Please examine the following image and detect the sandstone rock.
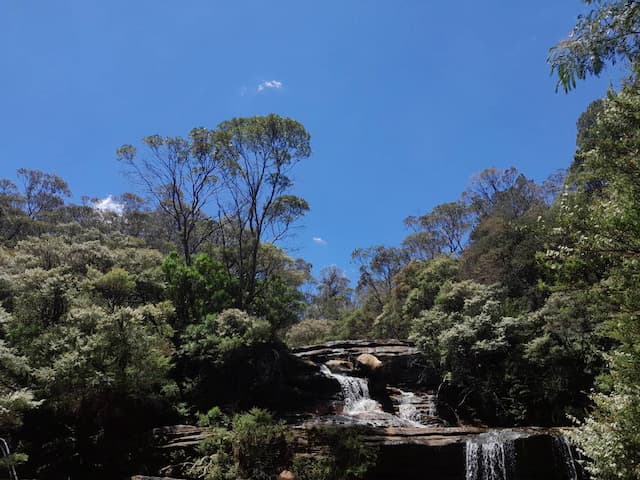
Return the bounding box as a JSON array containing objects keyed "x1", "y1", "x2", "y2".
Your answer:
[
  {"x1": 325, "y1": 359, "x2": 353, "y2": 373},
  {"x1": 293, "y1": 339, "x2": 436, "y2": 388},
  {"x1": 356, "y1": 353, "x2": 383, "y2": 371},
  {"x1": 277, "y1": 470, "x2": 298, "y2": 480},
  {"x1": 293, "y1": 339, "x2": 419, "y2": 362}
]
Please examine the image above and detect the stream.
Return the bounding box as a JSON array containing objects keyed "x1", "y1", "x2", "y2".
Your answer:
[{"x1": 319, "y1": 362, "x2": 580, "y2": 480}]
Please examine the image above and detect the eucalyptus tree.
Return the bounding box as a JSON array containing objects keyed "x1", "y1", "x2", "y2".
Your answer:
[
  {"x1": 309, "y1": 266, "x2": 354, "y2": 321},
  {"x1": 15, "y1": 169, "x2": 71, "y2": 220},
  {"x1": 117, "y1": 128, "x2": 223, "y2": 265},
  {"x1": 549, "y1": 0, "x2": 640, "y2": 91},
  {"x1": 213, "y1": 114, "x2": 311, "y2": 310},
  {"x1": 352, "y1": 245, "x2": 409, "y2": 313},
  {"x1": 404, "y1": 201, "x2": 472, "y2": 257}
]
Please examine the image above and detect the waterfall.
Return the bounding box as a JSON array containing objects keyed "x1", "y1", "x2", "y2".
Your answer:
[
  {"x1": 397, "y1": 389, "x2": 437, "y2": 422},
  {"x1": 0, "y1": 437, "x2": 19, "y2": 480},
  {"x1": 465, "y1": 432, "x2": 518, "y2": 480},
  {"x1": 398, "y1": 390, "x2": 421, "y2": 423},
  {"x1": 552, "y1": 435, "x2": 578, "y2": 480},
  {"x1": 320, "y1": 365, "x2": 382, "y2": 414}
]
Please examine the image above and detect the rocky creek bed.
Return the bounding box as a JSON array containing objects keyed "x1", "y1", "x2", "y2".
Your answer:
[{"x1": 130, "y1": 340, "x2": 584, "y2": 480}]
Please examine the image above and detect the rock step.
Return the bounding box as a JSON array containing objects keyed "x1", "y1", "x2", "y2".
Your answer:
[
  {"x1": 151, "y1": 425, "x2": 212, "y2": 449},
  {"x1": 292, "y1": 339, "x2": 419, "y2": 363},
  {"x1": 386, "y1": 386, "x2": 445, "y2": 426}
]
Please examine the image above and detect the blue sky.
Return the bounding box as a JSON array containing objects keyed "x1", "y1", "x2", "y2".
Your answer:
[{"x1": 0, "y1": 1, "x2": 620, "y2": 282}]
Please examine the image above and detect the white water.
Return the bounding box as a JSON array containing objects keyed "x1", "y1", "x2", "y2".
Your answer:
[
  {"x1": 397, "y1": 389, "x2": 437, "y2": 422},
  {"x1": 398, "y1": 390, "x2": 421, "y2": 422},
  {"x1": 465, "y1": 431, "x2": 580, "y2": 480},
  {"x1": 320, "y1": 365, "x2": 431, "y2": 427},
  {"x1": 0, "y1": 437, "x2": 19, "y2": 480},
  {"x1": 320, "y1": 365, "x2": 382, "y2": 414},
  {"x1": 465, "y1": 441, "x2": 514, "y2": 480},
  {"x1": 465, "y1": 431, "x2": 523, "y2": 480}
]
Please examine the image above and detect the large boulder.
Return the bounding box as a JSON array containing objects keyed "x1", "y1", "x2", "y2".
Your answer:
[
  {"x1": 292, "y1": 339, "x2": 436, "y2": 387},
  {"x1": 356, "y1": 353, "x2": 383, "y2": 372},
  {"x1": 277, "y1": 471, "x2": 298, "y2": 480}
]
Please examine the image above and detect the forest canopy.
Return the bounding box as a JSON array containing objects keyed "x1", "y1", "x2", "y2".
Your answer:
[{"x1": 2, "y1": 1, "x2": 640, "y2": 478}]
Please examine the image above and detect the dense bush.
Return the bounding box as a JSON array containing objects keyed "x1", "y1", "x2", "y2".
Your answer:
[
  {"x1": 292, "y1": 426, "x2": 378, "y2": 480},
  {"x1": 180, "y1": 308, "x2": 272, "y2": 364},
  {"x1": 189, "y1": 408, "x2": 290, "y2": 480},
  {"x1": 285, "y1": 319, "x2": 335, "y2": 347}
]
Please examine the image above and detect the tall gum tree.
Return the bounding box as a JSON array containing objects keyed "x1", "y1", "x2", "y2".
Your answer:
[
  {"x1": 213, "y1": 114, "x2": 311, "y2": 310},
  {"x1": 117, "y1": 128, "x2": 222, "y2": 265}
]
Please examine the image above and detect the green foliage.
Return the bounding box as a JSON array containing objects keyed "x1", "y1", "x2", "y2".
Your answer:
[
  {"x1": 15, "y1": 168, "x2": 71, "y2": 220},
  {"x1": 291, "y1": 456, "x2": 334, "y2": 480},
  {"x1": 571, "y1": 378, "x2": 640, "y2": 480},
  {"x1": 180, "y1": 308, "x2": 272, "y2": 364},
  {"x1": 409, "y1": 277, "x2": 602, "y2": 425},
  {"x1": 352, "y1": 245, "x2": 409, "y2": 314},
  {"x1": 92, "y1": 267, "x2": 136, "y2": 308},
  {"x1": 163, "y1": 252, "x2": 236, "y2": 331},
  {"x1": 117, "y1": 128, "x2": 222, "y2": 264},
  {"x1": 365, "y1": 257, "x2": 460, "y2": 340},
  {"x1": 307, "y1": 266, "x2": 353, "y2": 321},
  {"x1": 213, "y1": 115, "x2": 311, "y2": 310},
  {"x1": 546, "y1": 78, "x2": 640, "y2": 477},
  {"x1": 285, "y1": 319, "x2": 335, "y2": 347},
  {"x1": 251, "y1": 274, "x2": 307, "y2": 334},
  {"x1": 233, "y1": 408, "x2": 290, "y2": 480},
  {"x1": 0, "y1": 233, "x2": 176, "y2": 477},
  {"x1": 0, "y1": 339, "x2": 38, "y2": 430},
  {"x1": 190, "y1": 425, "x2": 236, "y2": 480},
  {"x1": 292, "y1": 426, "x2": 378, "y2": 480},
  {"x1": 190, "y1": 408, "x2": 289, "y2": 480},
  {"x1": 404, "y1": 201, "x2": 472, "y2": 257},
  {"x1": 549, "y1": 0, "x2": 640, "y2": 91},
  {"x1": 460, "y1": 168, "x2": 549, "y2": 302},
  {"x1": 0, "y1": 452, "x2": 29, "y2": 471},
  {"x1": 198, "y1": 406, "x2": 225, "y2": 427},
  {"x1": 332, "y1": 308, "x2": 374, "y2": 341}
]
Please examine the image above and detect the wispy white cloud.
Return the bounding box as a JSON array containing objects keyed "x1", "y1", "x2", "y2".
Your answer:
[
  {"x1": 257, "y1": 80, "x2": 283, "y2": 92},
  {"x1": 93, "y1": 195, "x2": 124, "y2": 216},
  {"x1": 312, "y1": 236, "x2": 328, "y2": 246}
]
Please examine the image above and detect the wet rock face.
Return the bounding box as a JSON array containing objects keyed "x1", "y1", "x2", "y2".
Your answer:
[
  {"x1": 293, "y1": 339, "x2": 420, "y2": 363},
  {"x1": 324, "y1": 359, "x2": 354, "y2": 374},
  {"x1": 185, "y1": 342, "x2": 341, "y2": 414},
  {"x1": 293, "y1": 339, "x2": 433, "y2": 388},
  {"x1": 293, "y1": 426, "x2": 583, "y2": 480}
]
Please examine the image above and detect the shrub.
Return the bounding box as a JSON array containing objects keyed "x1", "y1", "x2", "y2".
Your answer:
[
  {"x1": 293, "y1": 426, "x2": 378, "y2": 480},
  {"x1": 190, "y1": 408, "x2": 290, "y2": 480},
  {"x1": 285, "y1": 319, "x2": 335, "y2": 347}
]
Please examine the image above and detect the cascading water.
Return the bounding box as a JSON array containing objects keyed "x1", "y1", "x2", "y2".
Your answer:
[
  {"x1": 397, "y1": 390, "x2": 422, "y2": 423},
  {"x1": 397, "y1": 389, "x2": 438, "y2": 424},
  {"x1": 465, "y1": 431, "x2": 580, "y2": 480},
  {"x1": 0, "y1": 437, "x2": 19, "y2": 480},
  {"x1": 552, "y1": 435, "x2": 578, "y2": 480},
  {"x1": 465, "y1": 431, "x2": 521, "y2": 480},
  {"x1": 320, "y1": 365, "x2": 432, "y2": 427},
  {"x1": 320, "y1": 365, "x2": 382, "y2": 415}
]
